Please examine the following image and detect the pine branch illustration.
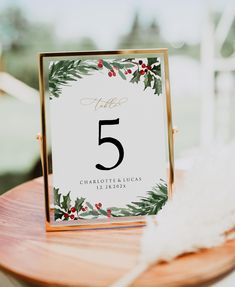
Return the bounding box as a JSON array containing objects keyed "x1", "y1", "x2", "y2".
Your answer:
[
  {"x1": 109, "y1": 180, "x2": 168, "y2": 217},
  {"x1": 48, "y1": 59, "x2": 98, "y2": 99}
]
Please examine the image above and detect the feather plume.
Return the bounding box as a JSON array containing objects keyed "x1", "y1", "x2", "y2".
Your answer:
[{"x1": 111, "y1": 142, "x2": 235, "y2": 287}]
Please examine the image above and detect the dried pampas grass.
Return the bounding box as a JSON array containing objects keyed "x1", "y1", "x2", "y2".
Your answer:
[{"x1": 111, "y1": 142, "x2": 235, "y2": 287}]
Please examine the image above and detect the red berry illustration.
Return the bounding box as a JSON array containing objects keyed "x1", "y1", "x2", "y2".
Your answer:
[
  {"x1": 140, "y1": 70, "x2": 145, "y2": 75},
  {"x1": 81, "y1": 207, "x2": 86, "y2": 212},
  {"x1": 97, "y1": 62, "x2": 103, "y2": 68},
  {"x1": 112, "y1": 71, "x2": 116, "y2": 76},
  {"x1": 70, "y1": 214, "x2": 75, "y2": 219},
  {"x1": 107, "y1": 209, "x2": 112, "y2": 217},
  {"x1": 95, "y1": 203, "x2": 102, "y2": 210},
  {"x1": 127, "y1": 69, "x2": 132, "y2": 74},
  {"x1": 139, "y1": 60, "x2": 143, "y2": 65},
  {"x1": 71, "y1": 207, "x2": 76, "y2": 213},
  {"x1": 64, "y1": 213, "x2": 69, "y2": 219},
  {"x1": 147, "y1": 65, "x2": 151, "y2": 70},
  {"x1": 125, "y1": 71, "x2": 128, "y2": 75},
  {"x1": 142, "y1": 63, "x2": 146, "y2": 68},
  {"x1": 108, "y1": 71, "x2": 113, "y2": 77}
]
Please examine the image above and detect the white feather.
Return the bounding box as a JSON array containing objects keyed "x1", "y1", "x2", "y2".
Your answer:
[
  {"x1": 142, "y1": 142, "x2": 235, "y2": 264},
  {"x1": 111, "y1": 142, "x2": 235, "y2": 287}
]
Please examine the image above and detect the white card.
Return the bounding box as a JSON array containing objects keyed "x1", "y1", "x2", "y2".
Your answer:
[{"x1": 39, "y1": 50, "x2": 174, "y2": 230}]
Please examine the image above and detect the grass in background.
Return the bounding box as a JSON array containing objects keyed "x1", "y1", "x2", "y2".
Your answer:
[
  {"x1": 0, "y1": 95, "x2": 40, "y2": 172},
  {"x1": 0, "y1": 95, "x2": 41, "y2": 194}
]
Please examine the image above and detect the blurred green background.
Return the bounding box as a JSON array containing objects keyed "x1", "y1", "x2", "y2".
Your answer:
[{"x1": 0, "y1": 0, "x2": 235, "y2": 194}]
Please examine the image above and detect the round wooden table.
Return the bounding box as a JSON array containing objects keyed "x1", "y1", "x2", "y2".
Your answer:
[{"x1": 0, "y1": 176, "x2": 235, "y2": 287}]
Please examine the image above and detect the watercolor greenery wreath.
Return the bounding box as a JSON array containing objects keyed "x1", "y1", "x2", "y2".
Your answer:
[
  {"x1": 48, "y1": 57, "x2": 162, "y2": 99},
  {"x1": 54, "y1": 180, "x2": 167, "y2": 221}
]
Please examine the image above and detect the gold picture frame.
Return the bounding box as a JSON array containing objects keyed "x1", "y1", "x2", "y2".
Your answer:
[{"x1": 38, "y1": 49, "x2": 174, "y2": 231}]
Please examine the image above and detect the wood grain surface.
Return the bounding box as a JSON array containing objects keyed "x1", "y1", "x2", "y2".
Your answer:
[{"x1": 0, "y1": 176, "x2": 235, "y2": 287}]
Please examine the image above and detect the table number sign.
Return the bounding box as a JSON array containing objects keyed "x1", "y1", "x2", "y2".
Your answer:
[{"x1": 38, "y1": 49, "x2": 174, "y2": 231}]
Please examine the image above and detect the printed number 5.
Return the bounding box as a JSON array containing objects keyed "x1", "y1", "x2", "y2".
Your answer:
[{"x1": 96, "y1": 118, "x2": 124, "y2": 170}]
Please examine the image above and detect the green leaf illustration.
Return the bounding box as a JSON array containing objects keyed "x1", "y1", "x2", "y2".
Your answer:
[
  {"x1": 147, "y1": 58, "x2": 158, "y2": 66},
  {"x1": 151, "y1": 64, "x2": 161, "y2": 77},
  {"x1": 144, "y1": 72, "x2": 153, "y2": 90},
  {"x1": 61, "y1": 191, "x2": 71, "y2": 211},
  {"x1": 54, "y1": 187, "x2": 61, "y2": 206},
  {"x1": 153, "y1": 78, "x2": 162, "y2": 95},
  {"x1": 123, "y1": 63, "x2": 135, "y2": 68},
  {"x1": 74, "y1": 197, "x2": 85, "y2": 211},
  {"x1": 118, "y1": 69, "x2": 127, "y2": 80},
  {"x1": 130, "y1": 69, "x2": 141, "y2": 84},
  {"x1": 55, "y1": 208, "x2": 64, "y2": 220},
  {"x1": 86, "y1": 202, "x2": 94, "y2": 210},
  {"x1": 112, "y1": 62, "x2": 125, "y2": 69},
  {"x1": 102, "y1": 60, "x2": 112, "y2": 70},
  {"x1": 99, "y1": 209, "x2": 108, "y2": 216}
]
